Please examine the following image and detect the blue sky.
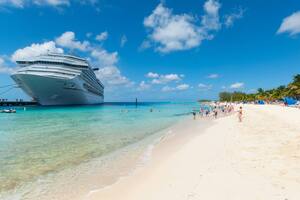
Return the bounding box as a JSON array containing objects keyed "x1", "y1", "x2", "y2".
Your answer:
[{"x1": 0, "y1": 0, "x2": 300, "y2": 102}]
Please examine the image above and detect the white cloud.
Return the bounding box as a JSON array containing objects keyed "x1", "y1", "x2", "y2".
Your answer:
[
  {"x1": 0, "y1": 0, "x2": 70, "y2": 8},
  {"x1": 120, "y1": 35, "x2": 127, "y2": 47},
  {"x1": 143, "y1": 4, "x2": 204, "y2": 53},
  {"x1": 146, "y1": 72, "x2": 159, "y2": 78},
  {"x1": 201, "y1": 0, "x2": 221, "y2": 31},
  {"x1": 11, "y1": 41, "x2": 63, "y2": 61},
  {"x1": 164, "y1": 74, "x2": 181, "y2": 81},
  {"x1": 91, "y1": 48, "x2": 118, "y2": 66},
  {"x1": 33, "y1": 0, "x2": 69, "y2": 6},
  {"x1": 176, "y1": 83, "x2": 189, "y2": 90},
  {"x1": 162, "y1": 83, "x2": 189, "y2": 92},
  {"x1": 207, "y1": 73, "x2": 219, "y2": 79},
  {"x1": 0, "y1": 57, "x2": 15, "y2": 74},
  {"x1": 90, "y1": 48, "x2": 133, "y2": 88},
  {"x1": 137, "y1": 81, "x2": 151, "y2": 91},
  {"x1": 198, "y1": 83, "x2": 212, "y2": 90},
  {"x1": 0, "y1": 0, "x2": 99, "y2": 8},
  {"x1": 143, "y1": 0, "x2": 223, "y2": 53},
  {"x1": 0, "y1": 65, "x2": 14, "y2": 74},
  {"x1": 55, "y1": 31, "x2": 90, "y2": 51},
  {"x1": 230, "y1": 82, "x2": 244, "y2": 89},
  {"x1": 95, "y1": 31, "x2": 108, "y2": 41},
  {"x1": 277, "y1": 11, "x2": 300, "y2": 36},
  {"x1": 151, "y1": 73, "x2": 182, "y2": 84},
  {"x1": 0, "y1": 0, "x2": 25, "y2": 8},
  {"x1": 0, "y1": 57, "x2": 4, "y2": 65},
  {"x1": 224, "y1": 8, "x2": 244, "y2": 28},
  {"x1": 95, "y1": 66, "x2": 133, "y2": 86}
]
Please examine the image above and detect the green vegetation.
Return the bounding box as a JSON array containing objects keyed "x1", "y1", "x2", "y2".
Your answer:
[
  {"x1": 219, "y1": 74, "x2": 300, "y2": 102},
  {"x1": 198, "y1": 99, "x2": 212, "y2": 103}
]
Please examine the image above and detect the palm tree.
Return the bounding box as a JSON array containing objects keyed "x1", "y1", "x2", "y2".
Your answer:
[
  {"x1": 287, "y1": 74, "x2": 300, "y2": 98},
  {"x1": 271, "y1": 85, "x2": 286, "y2": 100},
  {"x1": 256, "y1": 88, "x2": 265, "y2": 100}
]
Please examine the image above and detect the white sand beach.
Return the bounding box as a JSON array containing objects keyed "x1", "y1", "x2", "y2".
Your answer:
[{"x1": 88, "y1": 104, "x2": 300, "y2": 200}]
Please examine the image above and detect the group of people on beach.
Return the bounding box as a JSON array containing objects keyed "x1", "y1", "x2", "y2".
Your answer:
[
  {"x1": 192, "y1": 104, "x2": 243, "y2": 122},
  {"x1": 192, "y1": 104, "x2": 235, "y2": 119}
]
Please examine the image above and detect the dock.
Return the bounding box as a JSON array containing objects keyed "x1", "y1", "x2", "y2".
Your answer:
[{"x1": 0, "y1": 101, "x2": 38, "y2": 106}]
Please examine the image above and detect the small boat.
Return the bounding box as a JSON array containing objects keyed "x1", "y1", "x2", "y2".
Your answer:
[{"x1": 1, "y1": 109, "x2": 16, "y2": 113}]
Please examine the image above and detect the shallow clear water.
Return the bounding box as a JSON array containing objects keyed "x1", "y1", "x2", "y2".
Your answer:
[{"x1": 0, "y1": 102, "x2": 200, "y2": 196}]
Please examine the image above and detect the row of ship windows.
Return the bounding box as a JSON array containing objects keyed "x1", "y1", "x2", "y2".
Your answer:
[
  {"x1": 31, "y1": 66, "x2": 80, "y2": 74},
  {"x1": 83, "y1": 83, "x2": 103, "y2": 96},
  {"x1": 81, "y1": 71, "x2": 104, "y2": 89},
  {"x1": 18, "y1": 61, "x2": 88, "y2": 68},
  {"x1": 81, "y1": 75, "x2": 103, "y2": 92},
  {"x1": 23, "y1": 69, "x2": 76, "y2": 77}
]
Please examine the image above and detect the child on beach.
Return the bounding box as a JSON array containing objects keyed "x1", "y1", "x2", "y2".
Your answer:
[{"x1": 238, "y1": 106, "x2": 243, "y2": 122}]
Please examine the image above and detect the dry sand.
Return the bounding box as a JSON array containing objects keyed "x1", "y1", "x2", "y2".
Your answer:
[{"x1": 87, "y1": 105, "x2": 300, "y2": 200}]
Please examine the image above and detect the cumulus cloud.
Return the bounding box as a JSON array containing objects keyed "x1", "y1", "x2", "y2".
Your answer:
[
  {"x1": 277, "y1": 11, "x2": 300, "y2": 36},
  {"x1": 207, "y1": 73, "x2": 219, "y2": 79},
  {"x1": 142, "y1": 0, "x2": 245, "y2": 53},
  {"x1": 201, "y1": 0, "x2": 221, "y2": 31},
  {"x1": 95, "y1": 31, "x2": 108, "y2": 41},
  {"x1": 176, "y1": 83, "x2": 189, "y2": 90},
  {"x1": 150, "y1": 73, "x2": 182, "y2": 84},
  {"x1": 95, "y1": 66, "x2": 133, "y2": 86},
  {"x1": 0, "y1": 0, "x2": 69, "y2": 8},
  {"x1": 0, "y1": 57, "x2": 4, "y2": 65},
  {"x1": 143, "y1": 3, "x2": 204, "y2": 53},
  {"x1": 55, "y1": 31, "x2": 90, "y2": 51},
  {"x1": 90, "y1": 48, "x2": 133, "y2": 87},
  {"x1": 0, "y1": 57, "x2": 15, "y2": 74},
  {"x1": 143, "y1": 0, "x2": 223, "y2": 53},
  {"x1": 146, "y1": 72, "x2": 159, "y2": 78},
  {"x1": 33, "y1": 0, "x2": 69, "y2": 6},
  {"x1": 198, "y1": 83, "x2": 212, "y2": 90},
  {"x1": 224, "y1": 8, "x2": 244, "y2": 28},
  {"x1": 137, "y1": 81, "x2": 151, "y2": 91},
  {"x1": 162, "y1": 83, "x2": 189, "y2": 92},
  {"x1": 0, "y1": 0, "x2": 97, "y2": 8},
  {"x1": 120, "y1": 35, "x2": 127, "y2": 47},
  {"x1": 230, "y1": 82, "x2": 244, "y2": 89},
  {"x1": 91, "y1": 48, "x2": 118, "y2": 66},
  {"x1": 11, "y1": 41, "x2": 63, "y2": 61}
]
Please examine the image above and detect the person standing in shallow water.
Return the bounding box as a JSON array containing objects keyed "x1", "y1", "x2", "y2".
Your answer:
[
  {"x1": 238, "y1": 106, "x2": 243, "y2": 122},
  {"x1": 192, "y1": 110, "x2": 196, "y2": 120}
]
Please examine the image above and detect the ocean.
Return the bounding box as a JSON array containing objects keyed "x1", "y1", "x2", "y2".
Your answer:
[{"x1": 0, "y1": 102, "x2": 202, "y2": 199}]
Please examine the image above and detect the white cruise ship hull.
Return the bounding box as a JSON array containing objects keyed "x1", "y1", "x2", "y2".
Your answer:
[{"x1": 11, "y1": 73, "x2": 104, "y2": 106}]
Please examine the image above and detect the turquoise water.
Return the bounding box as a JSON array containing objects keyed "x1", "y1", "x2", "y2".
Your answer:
[{"x1": 0, "y1": 102, "x2": 200, "y2": 196}]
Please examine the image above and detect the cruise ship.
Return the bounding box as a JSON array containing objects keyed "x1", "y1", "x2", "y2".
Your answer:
[{"x1": 11, "y1": 53, "x2": 104, "y2": 105}]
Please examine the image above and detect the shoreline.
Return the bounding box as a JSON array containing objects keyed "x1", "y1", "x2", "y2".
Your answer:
[
  {"x1": 87, "y1": 104, "x2": 300, "y2": 200},
  {"x1": 1, "y1": 112, "x2": 208, "y2": 200},
  {"x1": 86, "y1": 117, "x2": 214, "y2": 198}
]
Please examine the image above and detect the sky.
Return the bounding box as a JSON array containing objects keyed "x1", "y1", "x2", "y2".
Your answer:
[{"x1": 0, "y1": 0, "x2": 300, "y2": 102}]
